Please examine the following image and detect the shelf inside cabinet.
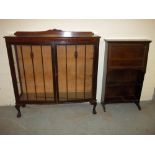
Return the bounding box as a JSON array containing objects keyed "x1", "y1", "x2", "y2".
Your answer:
[
  {"x1": 58, "y1": 92, "x2": 92, "y2": 101},
  {"x1": 105, "y1": 95, "x2": 139, "y2": 103},
  {"x1": 106, "y1": 82, "x2": 142, "y2": 86},
  {"x1": 19, "y1": 93, "x2": 54, "y2": 101},
  {"x1": 106, "y1": 69, "x2": 144, "y2": 84}
]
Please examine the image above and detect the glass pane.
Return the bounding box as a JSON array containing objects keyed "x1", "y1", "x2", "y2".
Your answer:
[
  {"x1": 85, "y1": 45, "x2": 94, "y2": 98},
  {"x1": 11, "y1": 45, "x2": 21, "y2": 96},
  {"x1": 20, "y1": 45, "x2": 36, "y2": 100},
  {"x1": 32, "y1": 45, "x2": 46, "y2": 100},
  {"x1": 42, "y1": 46, "x2": 54, "y2": 100},
  {"x1": 76, "y1": 45, "x2": 85, "y2": 99},
  {"x1": 57, "y1": 45, "x2": 67, "y2": 101},
  {"x1": 67, "y1": 45, "x2": 76, "y2": 100},
  {"x1": 13, "y1": 45, "x2": 54, "y2": 101},
  {"x1": 57, "y1": 44, "x2": 94, "y2": 101}
]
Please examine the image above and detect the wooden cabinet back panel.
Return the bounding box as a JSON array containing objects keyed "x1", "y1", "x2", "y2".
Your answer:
[
  {"x1": 105, "y1": 85, "x2": 142, "y2": 103},
  {"x1": 109, "y1": 43, "x2": 145, "y2": 59},
  {"x1": 108, "y1": 43, "x2": 146, "y2": 68},
  {"x1": 107, "y1": 70, "x2": 144, "y2": 84}
]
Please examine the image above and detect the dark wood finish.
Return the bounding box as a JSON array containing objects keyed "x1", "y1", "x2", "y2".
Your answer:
[
  {"x1": 4, "y1": 30, "x2": 100, "y2": 117},
  {"x1": 15, "y1": 105, "x2": 21, "y2": 118},
  {"x1": 101, "y1": 40, "x2": 151, "y2": 111},
  {"x1": 90, "y1": 99, "x2": 97, "y2": 114},
  {"x1": 14, "y1": 29, "x2": 94, "y2": 37}
]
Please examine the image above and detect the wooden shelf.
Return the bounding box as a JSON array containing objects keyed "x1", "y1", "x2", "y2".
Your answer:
[
  {"x1": 19, "y1": 93, "x2": 54, "y2": 101},
  {"x1": 106, "y1": 82, "x2": 142, "y2": 86},
  {"x1": 105, "y1": 95, "x2": 139, "y2": 103},
  {"x1": 19, "y1": 92, "x2": 92, "y2": 102},
  {"x1": 59, "y1": 92, "x2": 92, "y2": 101},
  {"x1": 108, "y1": 66, "x2": 145, "y2": 70}
]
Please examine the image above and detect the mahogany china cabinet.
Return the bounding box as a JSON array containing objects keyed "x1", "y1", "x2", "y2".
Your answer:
[
  {"x1": 101, "y1": 39, "x2": 151, "y2": 111},
  {"x1": 4, "y1": 29, "x2": 100, "y2": 117}
]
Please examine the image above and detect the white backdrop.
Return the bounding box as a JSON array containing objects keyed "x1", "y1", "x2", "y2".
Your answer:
[{"x1": 0, "y1": 19, "x2": 155, "y2": 105}]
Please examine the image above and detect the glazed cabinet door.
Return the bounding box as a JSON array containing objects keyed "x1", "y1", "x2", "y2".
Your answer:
[
  {"x1": 56, "y1": 44, "x2": 95, "y2": 102},
  {"x1": 11, "y1": 45, "x2": 55, "y2": 102}
]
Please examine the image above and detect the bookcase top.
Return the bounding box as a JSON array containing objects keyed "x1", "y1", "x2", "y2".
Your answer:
[{"x1": 5, "y1": 29, "x2": 100, "y2": 38}]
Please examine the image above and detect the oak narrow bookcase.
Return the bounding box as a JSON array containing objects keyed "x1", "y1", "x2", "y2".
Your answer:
[{"x1": 4, "y1": 29, "x2": 100, "y2": 117}]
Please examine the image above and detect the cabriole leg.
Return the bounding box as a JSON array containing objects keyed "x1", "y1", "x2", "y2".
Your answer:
[
  {"x1": 93, "y1": 102, "x2": 97, "y2": 114},
  {"x1": 15, "y1": 105, "x2": 21, "y2": 118},
  {"x1": 22, "y1": 104, "x2": 26, "y2": 107},
  {"x1": 135, "y1": 102, "x2": 141, "y2": 111},
  {"x1": 90, "y1": 100, "x2": 97, "y2": 114},
  {"x1": 101, "y1": 102, "x2": 106, "y2": 112}
]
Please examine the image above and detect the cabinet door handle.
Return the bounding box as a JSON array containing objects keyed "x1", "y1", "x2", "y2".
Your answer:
[{"x1": 74, "y1": 50, "x2": 78, "y2": 59}]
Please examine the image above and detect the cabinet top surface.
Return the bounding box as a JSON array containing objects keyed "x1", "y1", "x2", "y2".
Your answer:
[
  {"x1": 104, "y1": 39, "x2": 152, "y2": 43},
  {"x1": 4, "y1": 29, "x2": 100, "y2": 38}
]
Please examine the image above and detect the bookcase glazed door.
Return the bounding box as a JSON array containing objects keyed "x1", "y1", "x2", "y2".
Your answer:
[
  {"x1": 56, "y1": 44, "x2": 94, "y2": 102},
  {"x1": 11, "y1": 45, "x2": 55, "y2": 102}
]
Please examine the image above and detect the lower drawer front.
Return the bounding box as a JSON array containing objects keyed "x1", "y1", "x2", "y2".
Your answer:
[{"x1": 104, "y1": 85, "x2": 141, "y2": 103}]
